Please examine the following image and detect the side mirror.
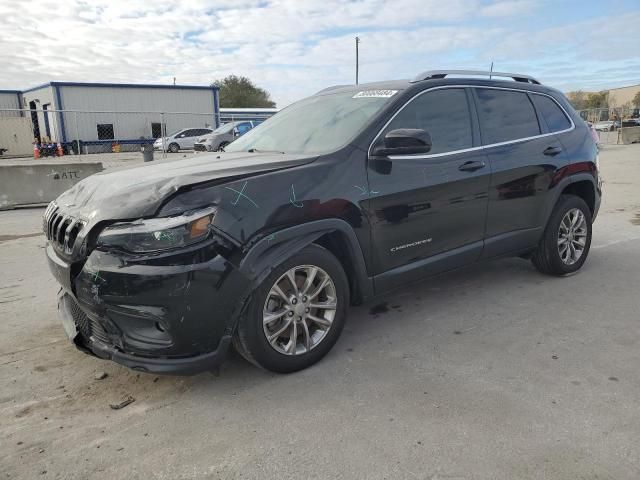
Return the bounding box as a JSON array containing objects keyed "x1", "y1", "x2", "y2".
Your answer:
[{"x1": 371, "y1": 129, "x2": 432, "y2": 157}]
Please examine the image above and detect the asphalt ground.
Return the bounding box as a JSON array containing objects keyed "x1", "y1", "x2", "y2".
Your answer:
[{"x1": 1, "y1": 144, "x2": 639, "y2": 479}]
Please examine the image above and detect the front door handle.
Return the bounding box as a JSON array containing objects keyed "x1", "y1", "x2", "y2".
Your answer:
[
  {"x1": 543, "y1": 146, "x2": 562, "y2": 156},
  {"x1": 458, "y1": 160, "x2": 486, "y2": 172}
]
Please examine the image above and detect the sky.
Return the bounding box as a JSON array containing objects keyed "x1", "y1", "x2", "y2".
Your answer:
[{"x1": 1, "y1": 0, "x2": 638, "y2": 106}]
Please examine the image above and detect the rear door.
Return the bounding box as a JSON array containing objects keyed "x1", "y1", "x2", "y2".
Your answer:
[
  {"x1": 367, "y1": 87, "x2": 491, "y2": 288},
  {"x1": 472, "y1": 87, "x2": 570, "y2": 257}
]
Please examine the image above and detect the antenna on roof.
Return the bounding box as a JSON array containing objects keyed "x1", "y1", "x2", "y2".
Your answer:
[{"x1": 355, "y1": 36, "x2": 361, "y2": 85}]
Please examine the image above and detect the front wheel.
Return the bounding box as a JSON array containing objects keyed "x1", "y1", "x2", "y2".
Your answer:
[
  {"x1": 168, "y1": 143, "x2": 180, "y2": 153},
  {"x1": 532, "y1": 195, "x2": 592, "y2": 276},
  {"x1": 233, "y1": 244, "x2": 349, "y2": 373}
]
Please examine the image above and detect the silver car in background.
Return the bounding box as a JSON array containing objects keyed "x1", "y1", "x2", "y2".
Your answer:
[
  {"x1": 194, "y1": 121, "x2": 260, "y2": 152},
  {"x1": 153, "y1": 127, "x2": 214, "y2": 153}
]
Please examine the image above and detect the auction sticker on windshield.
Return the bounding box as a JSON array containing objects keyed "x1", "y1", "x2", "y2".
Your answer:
[{"x1": 352, "y1": 90, "x2": 398, "y2": 98}]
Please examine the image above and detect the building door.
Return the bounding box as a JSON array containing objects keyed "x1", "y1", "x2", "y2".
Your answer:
[
  {"x1": 29, "y1": 101, "x2": 40, "y2": 141},
  {"x1": 42, "y1": 104, "x2": 52, "y2": 140}
]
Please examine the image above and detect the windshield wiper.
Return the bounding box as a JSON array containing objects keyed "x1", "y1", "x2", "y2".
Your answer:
[{"x1": 247, "y1": 148, "x2": 285, "y2": 154}]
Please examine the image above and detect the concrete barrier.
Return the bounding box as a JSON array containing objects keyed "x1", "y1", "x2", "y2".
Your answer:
[
  {"x1": 0, "y1": 162, "x2": 103, "y2": 210},
  {"x1": 619, "y1": 126, "x2": 640, "y2": 145}
]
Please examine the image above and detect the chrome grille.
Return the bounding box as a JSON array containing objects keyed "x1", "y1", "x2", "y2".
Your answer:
[{"x1": 43, "y1": 202, "x2": 85, "y2": 255}]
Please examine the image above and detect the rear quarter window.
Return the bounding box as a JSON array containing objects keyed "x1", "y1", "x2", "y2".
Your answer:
[
  {"x1": 531, "y1": 94, "x2": 572, "y2": 133},
  {"x1": 475, "y1": 89, "x2": 540, "y2": 144}
]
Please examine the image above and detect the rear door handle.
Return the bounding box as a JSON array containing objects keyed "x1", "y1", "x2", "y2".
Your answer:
[
  {"x1": 458, "y1": 160, "x2": 486, "y2": 172},
  {"x1": 543, "y1": 146, "x2": 562, "y2": 156}
]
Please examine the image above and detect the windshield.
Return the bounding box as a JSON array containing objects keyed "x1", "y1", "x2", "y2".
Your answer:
[
  {"x1": 225, "y1": 90, "x2": 398, "y2": 154},
  {"x1": 212, "y1": 123, "x2": 235, "y2": 134}
]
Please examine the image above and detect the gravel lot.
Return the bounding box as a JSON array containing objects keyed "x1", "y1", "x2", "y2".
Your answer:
[{"x1": 1, "y1": 145, "x2": 639, "y2": 480}]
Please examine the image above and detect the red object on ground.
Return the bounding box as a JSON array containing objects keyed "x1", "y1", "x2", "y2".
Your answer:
[{"x1": 33, "y1": 143, "x2": 40, "y2": 159}]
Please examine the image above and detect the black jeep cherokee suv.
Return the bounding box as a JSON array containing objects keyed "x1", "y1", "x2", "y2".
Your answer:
[{"x1": 45, "y1": 70, "x2": 601, "y2": 375}]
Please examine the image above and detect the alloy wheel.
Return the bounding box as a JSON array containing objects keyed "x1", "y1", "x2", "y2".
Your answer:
[
  {"x1": 557, "y1": 208, "x2": 587, "y2": 265},
  {"x1": 262, "y1": 265, "x2": 337, "y2": 355}
]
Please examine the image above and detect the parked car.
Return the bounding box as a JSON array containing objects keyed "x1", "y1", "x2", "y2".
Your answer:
[
  {"x1": 153, "y1": 127, "x2": 214, "y2": 153},
  {"x1": 593, "y1": 120, "x2": 618, "y2": 132},
  {"x1": 586, "y1": 122, "x2": 600, "y2": 148},
  {"x1": 44, "y1": 69, "x2": 601, "y2": 375},
  {"x1": 193, "y1": 121, "x2": 260, "y2": 152}
]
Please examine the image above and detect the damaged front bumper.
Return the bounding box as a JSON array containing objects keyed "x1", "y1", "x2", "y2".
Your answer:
[{"x1": 47, "y1": 239, "x2": 250, "y2": 375}]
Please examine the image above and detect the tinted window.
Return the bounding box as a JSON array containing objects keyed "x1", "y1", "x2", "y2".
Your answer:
[
  {"x1": 181, "y1": 129, "x2": 198, "y2": 137},
  {"x1": 97, "y1": 124, "x2": 114, "y2": 140},
  {"x1": 475, "y1": 89, "x2": 540, "y2": 144},
  {"x1": 151, "y1": 122, "x2": 163, "y2": 138},
  {"x1": 236, "y1": 122, "x2": 252, "y2": 135},
  {"x1": 531, "y1": 94, "x2": 571, "y2": 132},
  {"x1": 382, "y1": 88, "x2": 473, "y2": 154}
]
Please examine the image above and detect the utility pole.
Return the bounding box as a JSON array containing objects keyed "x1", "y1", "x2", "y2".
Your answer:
[
  {"x1": 489, "y1": 61, "x2": 494, "y2": 79},
  {"x1": 355, "y1": 36, "x2": 360, "y2": 85}
]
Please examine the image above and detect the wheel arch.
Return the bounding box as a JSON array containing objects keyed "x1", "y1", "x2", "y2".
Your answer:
[
  {"x1": 238, "y1": 219, "x2": 373, "y2": 305},
  {"x1": 544, "y1": 173, "x2": 598, "y2": 225},
  {"x1": 561, "y1": 179, "x2": 596, "y2": 216}
]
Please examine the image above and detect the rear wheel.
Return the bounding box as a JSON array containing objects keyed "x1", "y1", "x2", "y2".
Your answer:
[
  {"x1": 168, "y1": 143, "x2": 179, "y2": 153},
  {"x1": 532, "y1": 195, "x2": 592, "y2": 276},
  {"x1": 233, "y1": 244, "x2": 349, "y2": 373}
]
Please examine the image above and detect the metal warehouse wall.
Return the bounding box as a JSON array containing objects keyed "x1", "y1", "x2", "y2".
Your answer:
[
  {"x1": 58, "y1": 86, "x2": 217, "y2": 142},
  {"x1": 0, "y1": 92, "x2": 22, "y2": 116}
]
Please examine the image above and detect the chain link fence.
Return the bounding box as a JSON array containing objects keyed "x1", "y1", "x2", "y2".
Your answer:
[
  {"x1": 0, "y1": 108, "x2": 274, "y2": 161},
  {"x1": 577, "y1": 106, "x2": 640, "y2": 145}
]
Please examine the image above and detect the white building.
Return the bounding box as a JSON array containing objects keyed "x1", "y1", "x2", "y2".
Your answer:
[
  {"x1": 20, "y1": 82, "x2": 220, "y2": 149},
  {"x1": 0, "y1": 90, "x2": 22, "y2": 113}
]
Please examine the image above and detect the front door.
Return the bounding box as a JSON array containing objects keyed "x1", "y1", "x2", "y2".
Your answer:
[{"x1": 367, "y1": 87, "x2": 491, "y2": 291}]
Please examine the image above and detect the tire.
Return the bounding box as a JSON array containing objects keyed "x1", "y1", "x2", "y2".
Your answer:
[
  {"x1": 531, "y1": 195, "x2": 592, "y2": 276},
  {"x1": 217, "y1": 141, "x2": 229, "y2": 152},
  {"x1": 168, "y1": 143, "x2": 180, "y2": 153},
  {"x1": 233, "y1": 244, "x2": 349, "y2": 373}
]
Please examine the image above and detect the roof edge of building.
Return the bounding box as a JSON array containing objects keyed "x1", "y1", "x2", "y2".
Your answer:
[{"x1": 21, "y1": 81, "x2": 218, "y2": 94}]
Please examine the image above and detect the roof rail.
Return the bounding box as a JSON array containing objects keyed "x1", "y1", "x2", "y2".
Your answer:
[{"x1": 411, "y1": 70, "x2": 541, "y2": 85}]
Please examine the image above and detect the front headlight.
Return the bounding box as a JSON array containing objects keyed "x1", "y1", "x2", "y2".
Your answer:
[{"x1": 97, "y1": 208, "x2": 216, "y2": 253}]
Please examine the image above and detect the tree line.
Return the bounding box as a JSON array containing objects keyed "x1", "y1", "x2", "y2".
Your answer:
[{"x1": 566, "y1": 89, "x2": 640, "y2": 111}]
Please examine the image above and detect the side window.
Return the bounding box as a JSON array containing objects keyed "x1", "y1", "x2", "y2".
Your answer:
[
  {"x1": 531, "y1": 94, "x2": 572, "y2": 133},
  {"x1": 182, "y1": 129, "x2": 197, "y2": 138},
  {"x1": 474, "y1": 89, "x2": 540, "y2": 144},
  {"x1": 236, "y1": 122, "x2": 252, "y2": 135},
  {"x1": 97, "y1": 124, "x2": 114, "y2": 140},
  {"x1": 382, "y1": 88, "x2": 473, "y2": 155},
  {"x1": 151, "y1": 122, "x2": 164, "y2": 138}
]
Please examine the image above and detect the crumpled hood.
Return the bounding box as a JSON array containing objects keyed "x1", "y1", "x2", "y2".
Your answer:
[{"x1": 55, "y1": 151, "x2": 316, "y2": 222}]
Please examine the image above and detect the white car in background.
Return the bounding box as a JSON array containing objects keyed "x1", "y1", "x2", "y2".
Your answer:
[
  {"x1": 593, "y1": 120, "x2": 618, "y2": 132},
  {"x1": 194, "y1": 120, "x2": 261, "y2": 152},
  {"x1": 153, "y1": 127, "x2": 214, "y2": 153}
]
